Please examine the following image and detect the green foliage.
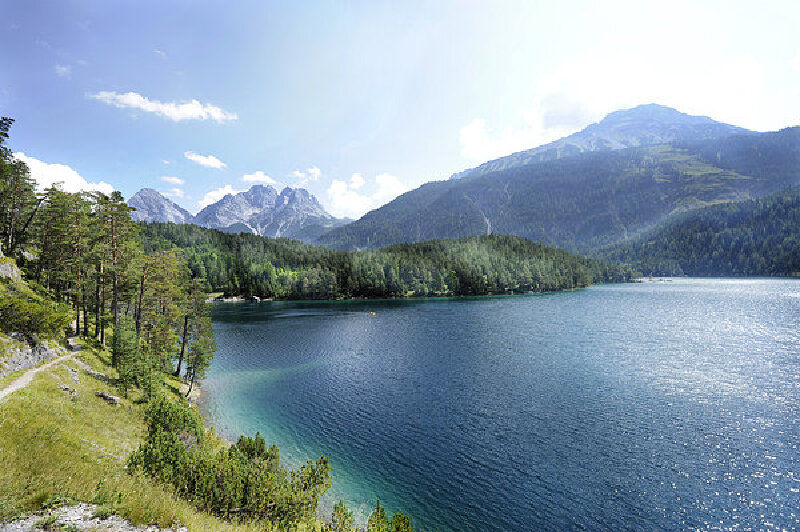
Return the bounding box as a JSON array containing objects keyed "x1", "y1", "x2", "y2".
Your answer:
[
  {"x1": 366, "y1": 499, "x2": 390, "y2": 532},
  {"x1": 139, "y1": 223, "x2": 635, "y2": 299},
  {"x1": 128, "y1": 397, "x2": 331, "y2": 528},
  {"x1": 0, "y1": 117, "x2": 40, "y2": 257},
  {"x1": 329, "y1": 500, "x2": 355, "y2": 532},
  {"x1": 235, "y1": 432, "x2": 279, "y2": 463},
  {"x1": 601, "y1": 188, "x2": 800, "y2": 276},
  {"x1": 391, "y1": 512, "x2": 413, "y2": 532},
  {"x1": 0, "y1": 291, "x2": 71, "y2": 345}
]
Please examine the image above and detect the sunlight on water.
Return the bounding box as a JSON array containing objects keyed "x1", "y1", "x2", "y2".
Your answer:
[{"x1": 202, "y1": 279, "x2": 800, "y2": 531}]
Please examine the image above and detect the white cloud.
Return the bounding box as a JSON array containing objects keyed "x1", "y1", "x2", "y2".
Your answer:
[
  {"x1": 198, "y1": 184, "x2": 245, "y2": 209},
  {"x1": 15, "y1": 152, "x2": 113, "y2": 195},
  {"x1": 290, "y1": 166, "x2": 322, "y2": 186},
  {"x1": 242, "y1": 171, "x2": 277, "y2": 185},
  {"x1": 154, "y1": 49, "x2": 167, "y2": 59},
  {"x1": 89, "y1": 91, "x2": 237, "y2": 122},
  {"x1": 162, "y1": 159, "x2": 170, "y2": 165},
  {"x1": 326, "y1": 172, "x2": 409, "y2": 219},
  {"x1": 161, "y1": 175, "x2": 184, "y2": 185},
  {"x1": 459, "y1": 8, "x2": 793, "y2": 164},
  {"x1": 54, "y1": 64, "x2": 71, "y2": 78},
  {"x1": 349, "y1": 172, "x2": 365, "y2": 190},
  {"x1": 162, "y1": 187, "x2": 184, "y2": 198},
  {"x1": 184, "y1": 151, "x2": 226, "y2": 169}
]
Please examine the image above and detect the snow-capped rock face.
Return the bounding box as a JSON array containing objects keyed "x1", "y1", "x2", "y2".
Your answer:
[
  {"x1": 128, "y1": 185, "x2": 348, "y2": 242},
  {"x1": 128, "y1": 188, "x2": 195, "y2": 224}
]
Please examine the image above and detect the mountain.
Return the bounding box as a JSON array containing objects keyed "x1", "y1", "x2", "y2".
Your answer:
[
  {"x1": 128, "y1": 188, "x2": 195, "y2": 224},
  {"x1": 449, "y1": 103, "x2": 750, "y2": 180},
  {"x1": 317, "y1": 117, "x2": 800, "y2": 252},
  {"x1": 193, "y1": 185, "x2": 348, "y2": 240},
  {"x1": 598, "y1": 188, "x2": 800, "y2": 276},
  {"x1": 128, "y1": 185, "x2": 348, "y2": 242}
]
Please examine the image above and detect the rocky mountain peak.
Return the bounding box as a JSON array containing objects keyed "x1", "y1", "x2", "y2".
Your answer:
[
  {"x1": 450, "y1": 103, "x2": 750, "y2": 180},
  {"x1": 128, "y1": 188, "x2": 194, "y2": 224},
  {"x1": 129, "y1": 185, "x2": 347, "y2": 242}
]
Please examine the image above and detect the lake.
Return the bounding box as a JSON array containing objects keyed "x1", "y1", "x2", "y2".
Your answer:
[{"x1": 202, "y1": 279, "x2": 800, "y2": 531}]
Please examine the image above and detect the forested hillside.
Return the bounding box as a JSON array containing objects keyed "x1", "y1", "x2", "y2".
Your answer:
[
  {"x1": 0, "y1": 117, "x2": 409, "y2": 531},
  {"x1": 318, "y1": 127, "x2": 800, "y2": 252},
  {"x1": 140, "y1": 223, "x2": 635, "y2": 299},
  {"x1": 598, "y1": 189, "x2": 800, "y2": 276}
]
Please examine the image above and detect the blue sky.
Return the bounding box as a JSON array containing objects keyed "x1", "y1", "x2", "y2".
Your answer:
[{"x1": 2, "y1": 1, "x2": 799, "y2": 218}]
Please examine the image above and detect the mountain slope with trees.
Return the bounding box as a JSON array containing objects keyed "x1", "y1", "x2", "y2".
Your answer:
[
  {"x1": 318, "y1": 112, "x2": 799, "y2": 253},
  {"x1": 598, "y1": 188, "x2": 800, "y2": 276}
]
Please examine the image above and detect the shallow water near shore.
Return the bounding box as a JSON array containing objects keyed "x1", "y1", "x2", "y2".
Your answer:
[{"x1": 202, "y1": 279, "x2": 800, "y2": 531}]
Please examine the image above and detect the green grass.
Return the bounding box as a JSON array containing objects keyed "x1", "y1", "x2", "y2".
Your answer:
[{"x1": 0, "y1": 342, "x2": 319, "y2": 531}]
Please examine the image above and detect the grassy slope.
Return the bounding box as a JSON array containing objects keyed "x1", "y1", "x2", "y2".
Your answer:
[{"x1": 0, "y1": 341, "x2": 318, "y2": 531}]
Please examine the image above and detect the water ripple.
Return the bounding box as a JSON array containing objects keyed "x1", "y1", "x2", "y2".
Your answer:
[{"x1": 202, "y1": 279, "x2": 800, "y2": 531}]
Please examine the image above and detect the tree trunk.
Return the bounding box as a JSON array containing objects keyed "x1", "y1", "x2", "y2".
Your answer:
[
  {"x1": 135, "y1": 274, "x2": 144, "y2": 338},
  {"x1": 111, "y1": 217, "x2": 119, "y2": 366},
  {"x1": 95, "y1": 261, "x2": 102, "y2": 339},
  {"x1": 74, "y1": 212, "x2": 82, "y2": 337},
  {"x1": 82, "y1": 291, "x2": 89, "y2": 337},
  {"x1": 100, "y1": 265, "x2": 106, "y2": 346},
  {"x1": 186, "y1": 368, "x2": 195, "y2": 397},
  {"x1": 174, "y1": 314, "x2": 189, "y2": 377}
]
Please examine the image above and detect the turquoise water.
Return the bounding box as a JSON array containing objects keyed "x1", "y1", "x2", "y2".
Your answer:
[{"x1": 202, "y1": 279, "x2": 800, "y2": 531}]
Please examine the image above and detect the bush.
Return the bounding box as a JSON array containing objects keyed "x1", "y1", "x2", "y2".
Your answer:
[
  {"x1": 128, "y1": 397, "x2": 330, "y2": 528},
  {"x1": 0, "y1": 293, "x2": 71, "y2": 345}
]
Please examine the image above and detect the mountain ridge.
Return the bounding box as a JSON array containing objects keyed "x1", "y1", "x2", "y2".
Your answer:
[
  {"x1": 129, "y1": 188, "x2": 195, "y2": 224},
  {"x1": 448, "y1": 103, "x2": 751, "y2": 181},
  {"x1": 317, "y1": 117, "x2": 799, "y2": 252},
  {"x1": 128, "y1": 184, "x2": 348, "y2": 242}
]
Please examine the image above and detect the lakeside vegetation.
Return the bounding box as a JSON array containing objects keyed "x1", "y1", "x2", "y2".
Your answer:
[
  {"x1": 140, "y1": 223, "x2": 636, "y2": 300},
  {"x1": 0, "y1": 118, "x2": 413, "y2": 530},
  {"x1": 599, "y1": 188, "x2": 800, "y2": 276}
]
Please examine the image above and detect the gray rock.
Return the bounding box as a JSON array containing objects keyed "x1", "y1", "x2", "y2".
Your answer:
[
  {"x1": 95, "y1": 391, "x2": 120, "y2": 406},
  {"x1": 0, "y1": 338, "x2": 67, "y2": 380},
  {"x1": 0, "y1": 503, "x2": 189, "y2": 531},
  {"x1": 128, "y1": 188, "x2": 195, "y2": 224},
  {"x1": 0, "y1": 259, "x2": 22, "y2": 282},
  {"x1": 129, "y1": 185, "x2": 349, "y2": 243}
]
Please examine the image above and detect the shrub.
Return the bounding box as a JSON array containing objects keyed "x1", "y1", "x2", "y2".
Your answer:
[
  {"x1": 128, "y1": 397, "x2": 330, "y2": 528},
  {"x1": 0, "y1": 293, "x2": 70, "y2": 345}
]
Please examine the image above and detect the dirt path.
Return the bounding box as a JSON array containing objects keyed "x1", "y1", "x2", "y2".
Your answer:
[{"x1": 0, "y1": 341, "x2": 80, "y2": 403}]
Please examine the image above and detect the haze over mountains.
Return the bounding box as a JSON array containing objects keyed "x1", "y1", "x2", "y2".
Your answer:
[
  {"x1": 318, "y1": 104, "x2": 798, "y2": 252},
  {"x1": 130, "y1": 103, "x2": 799, "y2": 255},
  {"x1": 448, "y1": 104, "x2": 750, "y2": 180},
  {"x1": 129, "y1": 184, "x2": 348, "y2": 241}
]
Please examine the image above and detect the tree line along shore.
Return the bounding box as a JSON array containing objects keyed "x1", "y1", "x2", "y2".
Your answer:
[{"x1": 0, "y1": 117, "x2": 418, "y2": 531}]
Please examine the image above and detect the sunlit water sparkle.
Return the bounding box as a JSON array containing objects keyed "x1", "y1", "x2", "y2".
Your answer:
[{"x1": 202, "y1": 278, "x2": 800, "y2": 531}]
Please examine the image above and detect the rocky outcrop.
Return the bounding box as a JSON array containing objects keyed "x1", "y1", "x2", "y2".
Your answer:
[
  {"x1": 193, "y1": 184, "x2": 348, "y2": 239},
  {"x1": 0, "y1": 257, "x2": 22, "y2": 282},
  {"x1": 0, "y1": 334, "x2": 68, "y2": 380},
  {"x1": 127, "y1": 185, "x2": 349, "y2": 242},
  {"x1": 0, "y1": 503, "x2": 188, "y2": 531}
]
